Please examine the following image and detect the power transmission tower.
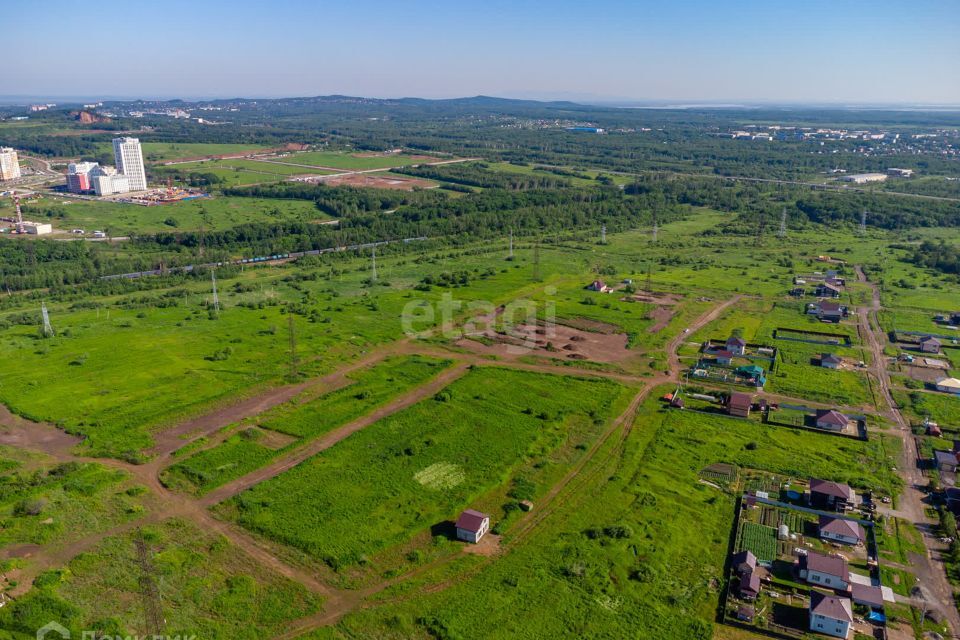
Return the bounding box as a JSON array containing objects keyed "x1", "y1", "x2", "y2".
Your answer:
[
  {"x1": 754, "y1": 213, "x2": 766, "y2": 246},
  {"x1": 370, "y1": 247, "x2": 377, "y2": 281},
  {"x1": 645, "y1": 263, "x2": 653, "y2": 293},
  {"x1": 778, "y1": 208, "x2": 787, "y2": 238},
  {"x1": 508, "y1": 228, "x2": 514, "y2": 258},
  {"x1": 210, "y1": 270, "x2": 220, "y2": 316},
  {"x1": 860, "y1": 210, "x2": 867, "y2": 235},
  {"x1": 288, "y1": 315, "x2": 299, "y2": 379},
  {"x1": 652, "y1": 220, "x2": 658, "y2": 243},
  {"x1": 198, "y1": 223, "x2": 205, "y2": 258},
  {"x1": 41, "y1": 302, "x2": 54, "y2": 337},
  {"x1": 600, "y1": 223, "x2": 606, "y2": 244}
]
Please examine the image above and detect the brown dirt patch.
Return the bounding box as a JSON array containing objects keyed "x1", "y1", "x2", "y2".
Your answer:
[
  {"x1": 622, "y1": 290, "x2": 684, "y2": 306},
  {"x1": 901, "y1": 365, "x2": 947, "y2": 384},
  {"x1": 647, "y1": 307, "x2": 675, "y2": 333},
  {"x1": 320, "y1": 174, "x2": 435, "y2": 191},
  {"x1": 0, "y1": 404, "x2": 80, "y2": 457},
  {"x1": 462, "y1": 533, "x2": 502, "y2": 557},
  {"x1": 556, "y1": 317, "x2": 621, "y2": 335},
  {"x1": 252, "y1": 428, "x2": 298, "y2": 450},
  {"x1": 457, "y1": 322, "x2": 630, "y2": 363}
]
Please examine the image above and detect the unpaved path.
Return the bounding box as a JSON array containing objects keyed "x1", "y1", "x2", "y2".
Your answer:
[
  {"x1": 856, "y1": 265, "x2": 960, "y2": 637},
  {"x1": 199, "y1": 362, "x2": 471, "y2": 506}
]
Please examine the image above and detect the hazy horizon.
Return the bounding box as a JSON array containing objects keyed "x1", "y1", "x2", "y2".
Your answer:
[{"x1": 8, "y1": 0, "x2": 960, "y2": 105}]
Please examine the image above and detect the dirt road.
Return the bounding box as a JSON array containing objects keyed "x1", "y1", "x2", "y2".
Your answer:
[{"x1": 855, "y1": 265, "x2": 960, "y2": 637}]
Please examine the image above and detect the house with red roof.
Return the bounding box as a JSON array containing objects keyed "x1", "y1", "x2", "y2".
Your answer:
[
  {"x1": 808, "y1": 478, "x2": 853, "y2": 512},
  {"x1": 455, "y1": 509, "x2": 490, "y2": 544},
  {"x1": 814, "y1": 410, "x2": 849, "y2": 432}
]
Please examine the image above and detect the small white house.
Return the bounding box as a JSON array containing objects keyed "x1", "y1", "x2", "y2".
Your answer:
[
  {"x1": 935, "y1": 377, "x2": 960, "y2": 395},
  {"x1": 819, "y1": 516, "x2": 865, "y2": 546},
  {"x1": 810, "y1": 591, "x2": 853, "y2": 639},
  {"x1": 455, "y1": 509, "x2": 490, "y2": 544}
]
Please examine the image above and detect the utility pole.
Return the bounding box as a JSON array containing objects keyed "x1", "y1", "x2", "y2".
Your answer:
[
  {"x1": 371, "y1": 247, "x2": 377, "y2": 282},
  {"x1": 211, "y1": 270, "x2": 220, "y2": 316},
  {"x1": 778, "y1": 208, "x2": 787, "y2": 238},
  {"x1": 646, "y1": 263, "x2": 653, "y2": 293},
  {"x1": 652, "y1": 216, "x2": 658, "y2": 243},
  {"x1": 600, "y1": 223, "x2": 606, "y2": 244},
  {"x1": 509, "y1": 228, "x2": 514, "y2": 258},
  {"x1": 288, "y1": 315, "x2": 299, "y2": 379},
  {"x1": 860, "y1": 210, "x2": 867, "y2": 236}
]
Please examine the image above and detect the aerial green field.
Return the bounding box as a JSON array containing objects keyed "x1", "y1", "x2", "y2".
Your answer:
[
  {"x1": 94, "y1": 142, "x2": 273, "y2": 163},
  {"x1": 16, "y1": 195, "x2": 333, "y2": 235},
  {"x1": 324, "y1": 390, "x2": 901, "y2": 639},
  {"x1": 217, "y1": 367, "x2": 636, "y2": 570},
  {"x1": 161, "y1": 355, "x2": 453, "y2": 494},
  {"x1": 263, "y1": 151, "x2": 439, "y2": 171},
  {"x1": 0, "y1": 518, "x2": 322, "y2": 640}
]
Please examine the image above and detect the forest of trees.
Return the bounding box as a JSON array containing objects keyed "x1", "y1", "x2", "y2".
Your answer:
[{"x1": 911, "y1": 240, "x2": 960, "y2": 275}]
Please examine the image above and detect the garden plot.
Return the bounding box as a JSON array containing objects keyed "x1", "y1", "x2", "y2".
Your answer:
[{"x1": 458, "y1": 321, "x2": 630, "y2": 363}]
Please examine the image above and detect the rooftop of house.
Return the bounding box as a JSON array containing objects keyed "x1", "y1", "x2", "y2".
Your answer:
[
  {"x1": 801, "y1": 550, "x2": 849, "y2": 581},
  {"x1": 815, "y1": 409, "x2": 849, "y2": 427},
  {"x1": 741, "y1": 571, "x2": 761, "y2": 593},
  {"x1": 455, "y1": 509, "x2": 489, "y2": 533},
  {"x1": 818, "y1": 300, "x2": 842, "y2": 312},
  {"x1": 818, "y1": 515, "x2": 865, "y2": 542},
  {"x1": 920, "y1": 335, "x2": 941, "y2": 345},
  {"x1": 850, "y1": 583, "x2": 884, "y2": 608},
  {"x1": 727, "y1": 336, "x2": 747, "y2": 347},
  {"x1": 810, "y1": 591, "x2": 854, "y2": 622},
  {"x1": 732, "y1": 549, "x2": 757, "y2": 572},
  {"x1": 810, "y1": 478, "x2": 853, "y2": 501},
  {"x1": 728, "y1": 392, "x2": 753, "y2": 410},
  {"x1": 821, "y1": 353, "x2": 843, "y2": 364}
]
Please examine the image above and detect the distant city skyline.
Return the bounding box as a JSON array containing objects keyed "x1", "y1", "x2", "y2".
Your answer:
[{"x1": 7, "y1": 0, "x2": 960, "y2": 105}]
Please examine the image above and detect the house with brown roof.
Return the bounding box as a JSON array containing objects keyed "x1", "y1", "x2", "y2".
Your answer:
[
  {"x1": 818, "y1": 515, "x2": 865, "y2": 545},
  {"x1": 739, "y1": 571, "x2": 761, "y2": 600},
  {"x1": 455, "y1": 509, "x2": 490, "y2": 544},
  {"x1": 727, "y1": 392, "x2": 753, "y2": 418},
  {"x1": 732, "y1": 549, "x2": 757, "y2": 575},
  {"x1": 714, "y1": 349, "x2": 735, "y2": 366},
  {"x1": 813, "y1": 300, "x2": 845, "y2": 322},
  {"x1": 820, "y1": 353, "x2": 843, "y2": 369},
  {"x1": 797, "y1": 551, "x2": 850, "y2": 590},
  {"x1": 808, "y1": 478, "x2": 853, "y2": 512},
  {"x1": 919, "y1": 335, "x2": 941, "y2": 354},
  {"x1": 814, "y1": 409, "x2": 849, "y2": 432},
  {"x1": 809, "y1": 591, "x2": 853, "y2": 639},
  {"x1": 726, "y1": 336, "x2": 747, "y2": 356}
]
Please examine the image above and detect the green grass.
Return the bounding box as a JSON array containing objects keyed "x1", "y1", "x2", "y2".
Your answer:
[
  {"x1": 217, "y1": 367, "x2": 634, "y2": 570},
  {"x1": 94, "y1": 142, "x2": 272, "y2": 163},
  {"x1": 160, "y1": 355, "x2": 452, "y2": 494},
  {"x1": 262, "y1": 151, "x2": 436, "y2": 171},
  {"x1": 0, "y1": 518, "x2": 322, "y2": 639},
  {"x1": 20, "y1": 195, "x2": 331, "y2": 235},
  {"x1": 893, "y1": 389, "x2": 960, "y2": 425},
  {"x1": 325, "y1": 389, "x2": 901, "y2": 639}
]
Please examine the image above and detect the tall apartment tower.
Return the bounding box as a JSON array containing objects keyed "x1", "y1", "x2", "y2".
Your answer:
[
  {"x1": 0, "y1": 147, "x2": 21, "y2": 181},
  {"x1": 112, "y1": 137, "x2": 147, "y2": 191}
]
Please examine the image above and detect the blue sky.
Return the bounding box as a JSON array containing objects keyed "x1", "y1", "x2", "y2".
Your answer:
[{"x1": 7, "y1": 0, "x2": 960, "y2": 104}]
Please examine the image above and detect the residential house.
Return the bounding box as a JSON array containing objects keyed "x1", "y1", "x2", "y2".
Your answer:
[
  {"x1": 714, "y1": 350, "x2": 735, "y2": 366},
  {"x1": 815, "y1": 282, "x2": 842, "y2": 298},
  {"x1": 814, "y1": 409, "x2": 849, "y2": 432},
  {"x1": 797, "y1": 551, "x2": 850, "y2": 590},
  {"x1": 586, "y1": 280, "x2": 608, "y2": 292},
  {"x1": 936, "y1": 377, "x2": 960, "y2": 394},
  {"x1": 736, "y1": 605, "x2": 755, "y2": 622},
  {"x1": 818, "y1": 516, "x2": 865, "y2": 545},
  {"x1": 820, "y1": 353, "x2": 843, "y2": 370},
  {"x1": 726, "y1": 336, "x2": 747, "y2": 356},
  {"x1": 850, "y1": 583, "x2": 884, "y2": 610},
  {"x1": 739, "y1": 571, "x2": 761, "y2": 600},
  {"x1": 727, "y1": 392, "x2": 753, "y2": 418},
  {"x1": 732, "y1": 549, "x2": 757, "y2": 575},
  {"x1": 809, "y1": 591, "x2": 853, "y2": 639},
  {"x1": 919, "y1": 336, "x2": 941, "y2": 354},
  {"x1": 813, "y1": 300, "x2": 844, "y2": 322},
  {"x1": 455, "y1": 509, "x2": 491, "y2": 544},
  {"x1": 809, "y1": 478, "x2": 853, "y2": 512},
  {"x1": 935, "y1": 449, "x2": 959, "y2": 475}
]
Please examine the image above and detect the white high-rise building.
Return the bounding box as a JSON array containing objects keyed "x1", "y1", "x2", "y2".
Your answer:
[
  {"x1": 0, "y1": 147, "x2": 21, "y2": 181},
  {"x1": 112, "y1": 137, "x2": 147, "y2": 191}
]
